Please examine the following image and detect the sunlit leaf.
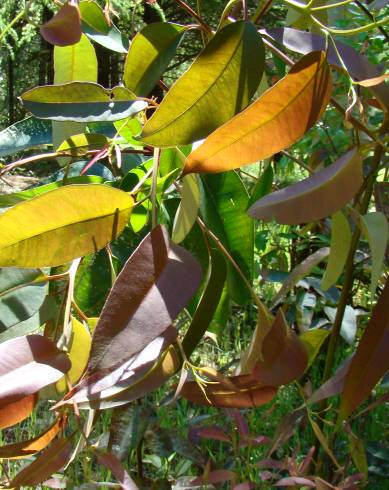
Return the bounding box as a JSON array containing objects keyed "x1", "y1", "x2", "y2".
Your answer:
[
  {"x1": 0, "y1": 416, "x2": 66, "y2": 459},
  {"x1": 0, "y1": 117, "x2": 52, "y2": 157},
  {"x1": 321, "y1": 212, "x2": 352, "y2": 290},
  {"x1": 0, "y1": 184, "x2": 134, "y2": 268},
  {"x1": 248, "y1": 149, "x2": 362, "y2": 224},
  {"x1": 21, "y1": 83, "x2": 147, "y2": 122},
  {"x1": 124, "y1": 22, "x2": 188, "y2": 96},
  {"x1": 40, "y1": 2, "x2": 82, "y2": 46},
  {"x1": 141, "y1": 21, "x2": 264, "y2": 146},
  {"x1": 57, "y1": 133, "x2": 108, "y2": 156},
  {"x1": 339, "y1": 278, "x2": 389, "y2": 420},
  {"x1": 185, "y1": 51, "x2": 332, "y2": 174},
  {"x1": 300, "y1": 328, "x2": 330, "y2": 369},
  {"x1": 325, "y1": 305, "x2": 357, "y2": 345},
  {"x1": 9, "y1": 438, "x2": 73, "y2": 488},
  {"x1": 172, "y1": 174, "x2": 201, "y2": 244},
  {"x1": 360, "y1": 212, "x2": 389, "y2": 293},
  {"x1": 0, "y1": 394, "x2": 37, "y2": 430}
]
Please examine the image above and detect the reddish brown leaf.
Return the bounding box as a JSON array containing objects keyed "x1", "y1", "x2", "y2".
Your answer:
[
  {"x1": 0, "y1": 394, "x2": 37, "y2": 430},
  {"x1": 40, "y1": 2, "x2": 82, "y2": 47},
  {"x1": 9, "y1": 437, "x2": 72, "y2": 488},
  {"x1": 195, "y1": 426, "x2": 231, "y2": 443},
  {"x1": 95, "y1": 450, "x2": 139, "y2": 490},
  {"x1": 191, "y1": 469, "x2": 236, "y2": 485},
  {"x1": 86, "y1": 225, "x2": 201, "y2": 373},
  {"x1": 308, "y1": 357, "x2": 352, "y2": 405},
  {"x1": 0, "y1": 415, "x2": 66, "y2": 459},
  {"x1": 275, "y1": 476, "x2": 315, "y2": 487},
  {"x1": 0, "y1": 335, "x2": 70, "y2": 406},
  {"x1": 339, "y1": 278, "x2": 389, "y2": 420}
]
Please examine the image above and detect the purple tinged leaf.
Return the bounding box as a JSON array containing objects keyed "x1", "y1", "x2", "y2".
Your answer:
[
  {"x1": 40, "y1": 2, "x2": 82, "y2": 47},
  {"x1": 308, "y1": 357, "x2": 352, "y2": 405},
  {"x1": 195, "y1": 426, "x2": 231, "y2": 443},
  {"x1": 191, "y1": 469, "x2": 236, "y2": 485},
  {"x1": 275, "y1": 476, "x2": 316, "y2": 487},
  {"x1": 95, "y1": 450, "x2": 139, "y2": 490},
  {"x1": 233, "y1": 483, "x2": 256, "y2": 490}
]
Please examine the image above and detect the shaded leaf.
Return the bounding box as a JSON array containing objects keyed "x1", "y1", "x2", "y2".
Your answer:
[
  {"x1": 85, "y1": 225, "x2": 201, "y2": 373},
  {"x1": 9, "y1": 438, "x2": 72, "y2": 488},
  {"x1": 172, "y1": 174, "x2": 201, "y2": 244},
  {"x1": 309, "y1": 357, "x2": 352, "y2": 404},
  {"x1": 95, "y1": 450, "x2": 139, "y2": 490},
  {"x1": 348, "y1": 432, "x2": 368, "y2": 483},
  {"x1": 339, "y1": 278, "x2": 389, "y2": 420},
  {"x1": 0, "y1": 394, "x2": 37, "y2": 430},
  {"x1": 0, "y1": 184, "x2": 134, "y2": 268},
  {"x1": 40, "y1": 2, "x2": 82, "y2": 47},
  {"x1": 141, "y1": 21, "x2": 265, "y2": 146},
  {"x1": 185, "y1": 51, "x2": 332, "y2": 174},
  {"x1": 191, "y1": 470, "x2": 236, "y2": 485},
  {"x1": 300, "y1": 328, "x2": 330, "y2": 369},
  {"x1": 322, "y1": 212, "x2": 352, "y2": 290},
  {"x1": 80, "y1": 0, "x2": 129, "y2": 53},
  {"x1": 360, "y1": 212, "x2": 389, "y2": 293},
  {"x1": 0, "y1": 117, "x2": 51, "y2": 157},
  {"x1": 0, "y1": 416, "x2": 66, "y2": 459},
  {"x1": 0, "y1": 335, "x2": 70, "y2": 405},
  {"x1": 275, "y1": 476, "x2": 315, "y2": 487},
  {"x1": 248, "y1": 164, "x2": 273, "y2": 208},
  {"x1": 200, "y1": 171, "x2": 254, "y2": 304},
  {"x1": 248, "y1": 149, "x2": 362, "y2": 224},
  {"x1": 309, "y1": 416, "x2": 341, "y2": 468},
  {"x1": 124, "y1": 22, "x2": 188, "y2": 96},
  {"x1": 21, "y1": 83, "x2": 147, "y2": 122}
]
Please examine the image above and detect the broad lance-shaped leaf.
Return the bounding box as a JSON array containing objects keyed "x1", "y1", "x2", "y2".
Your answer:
[
  {"x1": 57, "y1": 133, "x2": 108, "y2": 156},
  {"x1": 0, "y1": 117, "x2": 52, "y2": 158},
  {"x1": 339, "y1": 278, "x2": 389, "y2": 421},
  {"x1": 80, "y1": 0, "x2": 129, "y2": 53},
  {"x1": 0, "y1": 184, "x2": 133, "y2": 268},
  {"x1": 0, "y1": 335, "x2": 70, "y2": 406},
  {"x1": 0, "y1": 416, "x2": 66, "y2": 459},
  {"x1": 248, "y1": 149, "x2": 362, "y2": 225},
  {"x1": 360, "y1": 212, "x2": 389, "y2": 293},
  {"x1": 95, "y1": 450, "x2": 139, "y2": 490},
  {"x1": 172, "y1": 174, "x2": 201, "y2": 244},
  {"x1": 185, "y1": 51, "x2": 332, "y2": 174},
  {"x1": 141, "y1": 21, "x2": 264, "y2": 146},
  {"x1": 21, "y1": 82, "x2": 147, "y2": 123},
  {"x1": 9, "y1": 438, "x2": 72, "y2": 488},
  {"x1": 0, "y1": 268, "x2": 47, "y2": 331},
  {"x1": 321, "y1": 212, "x2": 352, "y2": 290},
  {"x1": 0, "y1": 394, "x2": 37, "y2": 430},
  {"x1": 201, "y1": 171, "x2": 254, "y2": 305},
  {"x1": 124, "y1": 22, "x2": 188, "y2": 97},
  {"x1": 263, "y1": 27, "x2": 389, "y2": 110},
  {"x1": 40, "y1": 1, "x2": 82, "y2": 46},
  {"x1": 86, "y1": 225, "x2": 201, "y2": 373}
]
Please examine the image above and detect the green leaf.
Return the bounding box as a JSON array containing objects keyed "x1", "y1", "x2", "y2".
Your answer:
[
  {"x1": 185, "y1": 51, "x2": 332, "y2": 174},
  {"x1": 248, "y1": 163, "x2": 273, "y2": 208},
  {"x1": 21, "y1": 83, "x2": 147, "y2": 122},
  {"x1": 200, "y1": 171, "x2": 254, "y2": 305},
  {"x1": 339, "y1": 278, "x2": 389, "y2": 421},
  {"x1": 114, "y1": 118, "x2": 143, "y2": 146},
  {"x1": 56, "y1": 317, "x2": 92, "y2": 393},
  {"x1": 248, "y1": 149, "x2": 363, "y2": 224},
  {"x1": 0, "y1": 117, "x2": 52, "y2": 157},
  {"x1": 0, "y1": 175, "x2": 105, "y2": 208},
  {"x1": 124, "y1": 22, "x2": 188, "y2": 96},
  {"x1": 300, "y1": 328, "x2": 330, "y2": 369},
  {"x1": 182, "y1": 248, "x2": 227, "y2": 357},
  {"x1": 80, "y1": 0, "x2": 129, "y2": 53},
  {"x1": 360, "y1": 212, "x2": 389, "y2": 293},
  {"x1": 172, "y1": 174, "x2": 201, "y2": 244},
  {"x1": 0, "y1": 185, "x2": 134, "y2": 268},
  {"x1": 57, "y1": 133, "x2": 108, "y2": 156},
  {"x1": 321, "y1": 211, "x2": 351, "y2": 290},
  {"x1": 141, "y1": 21, "x2": 265, "y2": 146},
  {"x1": 0, "y1": 268, "x2": 47, "y2": 331}
]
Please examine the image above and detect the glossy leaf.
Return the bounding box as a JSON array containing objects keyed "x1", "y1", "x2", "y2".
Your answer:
[
  {"x1": 57, "y1": 133, "x2": 108, "y2": 156},
  {"x1": 0, "y1": 268, "x2": 47, "y2": 331},
  {"x1": 339, "y1": 278, "x2": 389, "y2": 420},
  {"x1": 325, "y1": 305, "x2": 357, "y2": 345},
  {"x1": 248, "y1": 149, "x2": 362, "y2": 224},
  {"x1": 180, "y1": 375, "x2": 277, "y2": 409},
  {"x1": 124, "y1": 22, "x2": 187, "y2": 96},
  {"x1": 85, "y1": 225, "x2": 201, "y2": 373},
  {"x1": 9, "y1": 438, "x2": 72, "y2": 488},
  {"x1": 141, "y1": 21, "x2": 265, "y2": 146},
  {"x1": 0, "y1": 416, "x2": 66, "y2": 459},
  {"x1": 185, "y1": 51, "x2": 332, "y2": 174},
  {"x1": 182, "y1": 248, "x2": 227, "y2": 357},
  {"x1": 95, "y1": 450, "x2": 139, "y2": 490},
  {"x1": 360, "y1": 212, "x2": 389, "y2": 293},
  {"x1": 201, "y1": 172, "x2": 254, "y2": 304},
  {"x1": 0, "y1": 117, "x2": 51, "y2": 157},
  {"x1": 21, "y1": 83, "x2": 147, "y2": 122},
  {"x1": 40, "y1": 2, "x2": 82, "y2": 47},
  {"x1": 0, "y1": 335, "x2": 70, "y2": 405},
  {"x1": 172, "y1": 174, "x2": 201, "y2": 244},
  {"x1": 56, "y1": 317, "x2": 92, "y2": 393},
  {"x1": 0, "y1": 184, "x2": 133, "y2": 268},
  {"x1": 264, "y1": 27, "x2": 389, "y2": 110},
  {"x1": 321, "y1": 212, "x2": 352, "y2": 290},
  {"x1": 80, "y1": 0, "x2": 129, "y2": 53},
  {"x1": 0, "y1": 394, "x2": 37, "y2": 430}
]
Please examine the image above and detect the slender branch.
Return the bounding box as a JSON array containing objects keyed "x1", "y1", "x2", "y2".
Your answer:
[
  {"x1": 131, "y1": 166, "x2": 154, "y2": 196},
  {"x1": 311, "y1": 0, "x2": 354, "y2": 10},
  {"x1": 242, "y1": 0, "x2": 248, "y2": 21},
  {"x1": 310, "y1": 13, "x2": 389, "y2": 35},
  {"x1": 173, "y1": 0, "x2": 212, "y2": 36},
  {"x1": 0, "y1": 151, "x2": 59, "y2": 177},
  {"x1": 353, "y1": 0, "x2": 389, "y2": 42},
  {"x1": 252, "y1": 0, "x2": 274, "y2": 24},
  {"x1": 281, "y1": 150, "x2": 313, "y2": 174}
]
